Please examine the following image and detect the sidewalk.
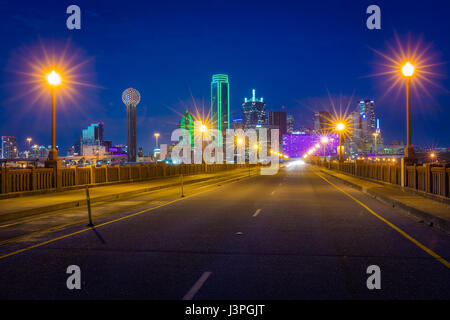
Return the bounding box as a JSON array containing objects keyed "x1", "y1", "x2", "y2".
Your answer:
[
  {"x1": 0, "y1": 169, "x2": 250, "y2": 223},
  {"x1": 315, "y1": 166, "x2": 450, "y2": 234}
]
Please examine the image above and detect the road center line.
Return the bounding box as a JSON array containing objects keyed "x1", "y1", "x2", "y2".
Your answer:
[
  {"x1": 253, "y1": 209, "x2": 262, "y2": 217},
  {"x1": 314, "y1": 170, "x2": 450, "y2": 269},
  {"x1": 182, "y1": 271, "x2": 212, "y2": 300}
]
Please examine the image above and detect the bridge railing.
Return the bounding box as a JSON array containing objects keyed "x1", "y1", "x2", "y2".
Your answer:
[
  {"x1": 0, "y1": 163, "x2": 253, "y2": 195},
  {"x1": 311, "y1": 158, "x2": 449, "y2": 198}
]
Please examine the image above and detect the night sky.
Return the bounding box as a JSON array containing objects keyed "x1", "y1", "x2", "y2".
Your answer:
[{"x1": 1, "y1": 0, "x2": 449, "y2": 154}]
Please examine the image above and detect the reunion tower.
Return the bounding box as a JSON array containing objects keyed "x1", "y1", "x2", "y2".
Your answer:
[{"x1": 122, "y1": 88, "x2": 141, "y2": 162}]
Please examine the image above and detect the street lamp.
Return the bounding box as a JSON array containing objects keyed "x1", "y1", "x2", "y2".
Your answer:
[
  {"x1": 46, "y1": 70, "x2": 61, "y2": 165},
  {"x1": 321, "y1": 136, "x2": 328, "y2": 161},
  {"x1": 430, "y1": 152, "x2": 436, "y2": 162},
  {"x1": 402, "y1": 61, "x2": 416, "y2": 160},
  {"x1": 154, "y1": 133, "x2": 160, "y2": 148},
  {"x1": 336, "y1": 122, "x2": 345, "y2": 161}
]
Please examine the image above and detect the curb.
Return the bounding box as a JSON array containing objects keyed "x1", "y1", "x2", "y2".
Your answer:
[
  {"x1": 0, "y1": 171, "x2": 248, "y2": 224},
  {"x1": 315, "y1": 167, "x2": 450, "y2": 235}
]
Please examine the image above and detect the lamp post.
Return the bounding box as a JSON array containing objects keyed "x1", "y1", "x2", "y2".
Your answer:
[
  {"x1": 46, "y1": 70, "x2": 61, "y2": 166},
  {"x1": 321, "y1": 137, "x2": 328, "y2": 162},
  {"x1": 200, "y1": 124, "x2": 207, "y2": 164},
  {"x1": 336, "y1": 122, "x2": 345, "y2": 162},
  {"x1": 402, "y1": 61, "x2": 416, "y2": 161},
  {"x1": 154, "y1": 133, "x2": 160, "y2": 148}
]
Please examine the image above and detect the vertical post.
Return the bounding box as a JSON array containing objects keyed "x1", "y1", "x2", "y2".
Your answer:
[
  {"x1": 401, "y1": 158, "x2": 406, "y2": 187},
  {"x1": 406, "y1": 78, "x2": 411, "y2": 152},
  {"x1": 323, "y1": 144, "x2": 326, "y2": 162},
  {"x1": 404, "y1": 78, "x2": 415, "y2": 160},
  {"x1": 86, "y1": 185, "x2": 94, "y2": 227},
  {"x1": 1, "y1": 167, "x2": 6, "y2": 194},
  {"x1": 49, "y1": 88, "x2": 58, "y2": 161},
  {"x1": 180, "y1": 173, "x2": 185, "y2": 197}
]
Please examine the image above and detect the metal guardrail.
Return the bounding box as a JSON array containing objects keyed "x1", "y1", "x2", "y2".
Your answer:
[
  {"x1": 0, "y1": 163, "x2": 253, "y2": 195},
  {"x1": 312, "y1": 158, "x2": 449, "y2": 198}
]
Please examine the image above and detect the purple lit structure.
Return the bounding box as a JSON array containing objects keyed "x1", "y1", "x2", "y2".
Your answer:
[{"x1": 282, "y1": 132, "x2": 339, "y2": 158}]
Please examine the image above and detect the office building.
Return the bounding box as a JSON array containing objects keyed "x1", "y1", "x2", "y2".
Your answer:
[
  {"x1": 313, "y1": 111, "x2": 332, "y2": 133},
  {"x1": 287, "y1": 114, "x2": 294, "y2": 133},
  {"x1": 180, "y1": 109, "x2": 195, "y2": 147},
  {"x1": 211, "y1": 74, "x2": 230, "y2": 141},
  {"x1": 242, "y1": 89, "x2": 266, "y2": 129},
  {"x1": 1, "y1": 136, "x2": 18, "y2": 159},
  {"x1": 82, "y1": 122, "x2": 104, "y2": 145}
]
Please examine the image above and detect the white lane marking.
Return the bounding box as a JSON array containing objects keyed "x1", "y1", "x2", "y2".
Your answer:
[
  {"x1": 182, "y1": 271, "x2": 212, "y2": 300},
  {"x1": 253, "y1": 209, "x2": 262, "y2": 217}
]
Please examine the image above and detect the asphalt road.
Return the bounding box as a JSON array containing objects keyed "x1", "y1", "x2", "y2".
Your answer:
[{"x1": 0, "y1": 163, "x2": 449, "y2": 299}]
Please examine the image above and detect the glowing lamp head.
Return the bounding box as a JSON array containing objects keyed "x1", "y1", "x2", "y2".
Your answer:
[
  {"x1": 237, "y1": 137, "x2": 243, "y2": 144},
  {"x1": 253, "y1": 143, "x2": 259, "y2": 150},
  {"x1": 200, "y1": 124, "x2": 207, "y2": 133},
  {"x1": 47, "y1": 70, "x2": 61, "y2": 86},
  {"x1": 321, "y1": 137, "x2": 329, "y2": 144},
  {"x1": 336, "y1": 123, "x2": 345, "y2": 131},
  {"x1": 430, "y1": 153, "x2": 436, "y2": 158},
  {"x1": 315, "y1": 143, "x2": 320, "y2": 148},
  {"x1": 402, "y1": 62, "x2": 415, "y2": 77},
  {"x1": 154, "y1": 133, "x2": 160, "y2": 138}
]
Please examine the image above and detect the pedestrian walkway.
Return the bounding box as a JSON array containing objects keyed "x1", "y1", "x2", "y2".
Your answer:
[
  {"x1": 0, "y1": 168, "x2": 251, "y2": 223},
  {"x1": 314, "y1": 166, "x2": 450, "y2": 234}
]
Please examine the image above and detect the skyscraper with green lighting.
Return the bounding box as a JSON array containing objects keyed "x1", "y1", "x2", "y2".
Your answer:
[
  {"x1": 211, "y1": 74, "x2": 230, "y2": 145},
  {"x1": 180, "y1": 109, "x2": 194, "y2": 147}
]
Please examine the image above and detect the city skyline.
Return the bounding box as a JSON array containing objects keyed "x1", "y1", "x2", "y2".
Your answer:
[{"x1": 1, "y1": 0, "x2": 449, "y2": 154}]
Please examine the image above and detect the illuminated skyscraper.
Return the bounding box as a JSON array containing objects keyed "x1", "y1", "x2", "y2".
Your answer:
[
  {"x1": 1, "y1": 136, "x2": 17, "y2": 159},
  {"x1": 122, "y1": 88, "x2": 141, "y2": 162},
  {"x1": 180, "y1": 109, "x2": 195, "y2": 147},
  {"x1": 359, "y1": 100, "x2": 376, "y2": 135},
  {"x1": 242, "y1": 89, "x2": 266, "y2": 129},
  {"x1": 211, "y1": 74, "x2": 230, "y2": 144},
  {"x1": 313, "y1": 111, "x2": 332, "y2": 133},
  {"x1": 82, "y1": 122, "x2": 104, "y2": 145},
  {"x1": 287, "y1": 114, "x2": 294, "y2": 133}
]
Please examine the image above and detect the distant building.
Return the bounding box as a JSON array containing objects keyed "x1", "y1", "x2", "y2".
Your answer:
[
  {"x1": 180, "y1": 109, "x2": 195, "y2": 147},
  {"x1": 81, "y1": 144, "x2": 106, "y2": 157},
  {"x1": 268, "y1": 111, "x2": 287, "y2": 148},
  {"x1": 232, "y1": 118, "x2": 244, "y2": 130},
  {"x1": 268, "y1": 111, "x2": 287, "y2": 136},
  {"x1": 313, "y1": 111, "x2": 332, "y2": 134},
  {"x1": 80, "y1": 123, "x2": 106, "y2": 157},
  {"x1": 1, "y1": 136, "x2": 18, "y2": 159},
  {"x1": 82, "y1": 122, "x2": 104, "y2": 145},
  {"x1": 29, "y1": 145, "x2": 50, "y2": 158},
  {"x1": 242, "y1": 89, "x2": 266, "y2": 129},
  {"x1": 283, "y1": 132, "x2": 339, "y2": 159},
  {"x1": 211, "y1": 74, "x2": 230, "y2": 142},
  {"x1": 359, "y1": 100, "x2": 376, "y2": 135},
  {"x1": 287, "y1": 114, "x2": 294, "y2": 133},
  {"x1": 73, "y1": 136, "x2": 82, "y2": 155}
]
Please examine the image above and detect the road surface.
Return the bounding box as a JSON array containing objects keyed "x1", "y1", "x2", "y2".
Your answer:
[{"x1": 0, "y1": 163, "x2": 448, "y2": 299}]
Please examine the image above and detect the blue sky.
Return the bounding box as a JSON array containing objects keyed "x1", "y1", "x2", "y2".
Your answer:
[{"x1": 0, "y1": 0, "x2": 449, "y2": 153}]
